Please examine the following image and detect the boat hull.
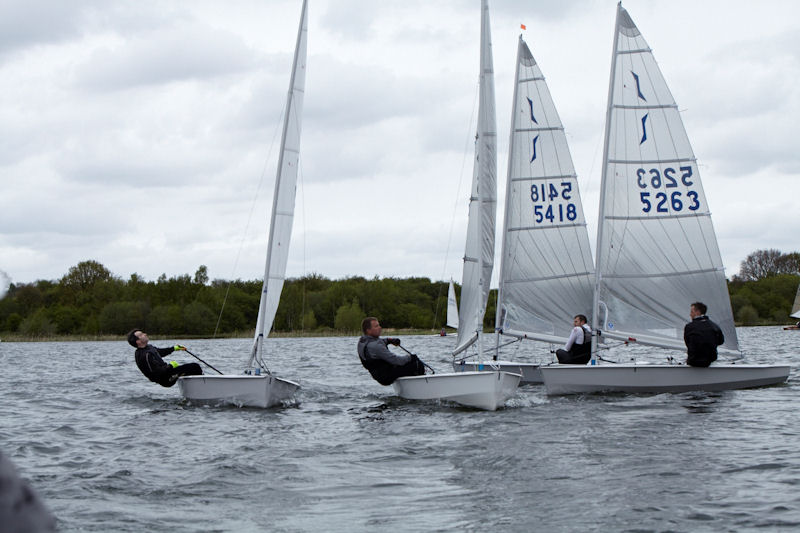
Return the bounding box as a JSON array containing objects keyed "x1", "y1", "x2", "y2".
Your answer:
[
  {"x1": 540, "y1": 364, "x2": 791, "y2": 395},
  {"x1": 392, "y1": 371, "x2": 521, "y2": 411},
  {"x1": 178, "y1": 374, "x2": 300, "y2": 408},
  {"x1": 453, "y1": 360, "x2": 542, "y2": 385}
]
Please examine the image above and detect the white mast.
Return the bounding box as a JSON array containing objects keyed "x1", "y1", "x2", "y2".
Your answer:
[
  {"x1": 249, "y1": 0, "x2": 308, "y2": 368},
  {"x1": 453, "y1": 0, "x2": 497, "y2": 357}
]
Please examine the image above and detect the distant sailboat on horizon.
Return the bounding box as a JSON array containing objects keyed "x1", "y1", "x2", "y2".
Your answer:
[{"x1": 784, "y1": 283, "x2": 800, "y2": 329}]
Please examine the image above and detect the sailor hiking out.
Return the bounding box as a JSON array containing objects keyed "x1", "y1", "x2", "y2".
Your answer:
[{"x1": 357, "y1": 317, "x2": 425, "y2": 385}]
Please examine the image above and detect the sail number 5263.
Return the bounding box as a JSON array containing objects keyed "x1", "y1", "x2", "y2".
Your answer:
[{"x1": 636, "y1": 166, "x2": 700, "y2": 213}]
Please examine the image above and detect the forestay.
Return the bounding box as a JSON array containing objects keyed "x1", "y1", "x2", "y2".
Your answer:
[
  {"x1": 495, "y1": 36, "x2": 594, "y2": 345},
  {"x1": 454, "y1": 0, "x2": 497, "y2": 356},
  {"x1": 249, "y1": 0, "x2": 308, "y2": 367},
  {"x1": 592, "y1": 4, "x2": 739, "y2": 354}
]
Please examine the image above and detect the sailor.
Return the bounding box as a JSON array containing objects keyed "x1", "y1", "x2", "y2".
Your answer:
[
  {"x1": 555, "y1": 314, "x2": 592, "y2": 365},
  {"x1": 683, "y1": 302, "x2": 724, "y2": 367},
  {"x1": 357, "y1": 317, "x2": 425, "y2": 385},
  {"x1": 127, "y1": 329, "x2": 203, "y2": 387}
]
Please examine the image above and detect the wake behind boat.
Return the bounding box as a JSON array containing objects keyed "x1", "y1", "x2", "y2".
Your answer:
[
  {"x1": 541, "y1": 4, "x2": 790, "y2": 395},
  {"x1": 179, "y1": 0, "x2": 308, "y2": 408}
]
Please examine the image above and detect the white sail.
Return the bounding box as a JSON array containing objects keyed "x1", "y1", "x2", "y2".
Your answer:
[
  {"x1": 179, "y1": 1, "x2": 306, "y2": 408},
  {"x1": 446, "y1": 280, "x2": 459, "y2": 329},
  {"x1": 454, "y1": 0, "x2": 497, "y2": 356},
  {"x1": 791, "y1": 284, "x2": 800, "y2": 319},
  {"x1": 592, "y1": 4, "x2": 738, "y2": 353},
  {"x1": 249, "y1": 0, "x2": 308, "y2": 366},
  {"x1": 495, "y1": 36, "x2": 594, "y2": 344}
]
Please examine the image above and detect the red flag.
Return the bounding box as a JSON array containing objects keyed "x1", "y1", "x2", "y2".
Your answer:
[{"x1": 520, "y1": 23, "x2": 526, "y2": 30}]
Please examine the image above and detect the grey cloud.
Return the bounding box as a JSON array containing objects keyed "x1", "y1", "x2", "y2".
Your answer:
[{"x1": 75, "y1": 25, "x2": 256, "y2": 91}]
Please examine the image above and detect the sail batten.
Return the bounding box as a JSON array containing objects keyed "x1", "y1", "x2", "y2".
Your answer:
[{"x1": 592, "y1": 4, "x2": 739, "y2": 354}]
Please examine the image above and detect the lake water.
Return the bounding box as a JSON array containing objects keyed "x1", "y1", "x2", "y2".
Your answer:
[{"x1": 1, "y1": 327, "x2": 798, "y2": 532}]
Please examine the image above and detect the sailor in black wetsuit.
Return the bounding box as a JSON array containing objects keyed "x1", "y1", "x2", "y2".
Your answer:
[
  {"x1": 555, "y1": 314, "x2": 592, "y2": 365},
  {"x1": 683, "y1": 302, "x2": 724, "y2": 367},
  {"x1": 127, "y1": 329, "x2": 202, "y2": 387},
  {"x1": 357, "y1": 317, "x2": 425, "y2": 385}
]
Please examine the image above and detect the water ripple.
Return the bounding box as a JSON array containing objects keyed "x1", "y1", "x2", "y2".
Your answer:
[{"x1": 1, "y1": 330, "x2": 799, "y2": 531}]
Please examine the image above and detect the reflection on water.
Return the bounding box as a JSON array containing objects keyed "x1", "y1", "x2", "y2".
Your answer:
[{"x1": 0, "y1": 327, "x2": 797, "y2": 531}]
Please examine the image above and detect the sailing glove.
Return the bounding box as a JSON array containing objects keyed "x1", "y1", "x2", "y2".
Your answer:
[
  {"x1": 173, "y1": 345, "x2": 186, "y2": 351},
  {"x1": 386, "y1": 338, "x2": 401, "y2": 346}
]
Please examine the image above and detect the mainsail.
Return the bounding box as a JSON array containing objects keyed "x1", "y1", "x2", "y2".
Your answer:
[
  {"x1": 592, "y1": 4, "x2": 739, "y2": 353},
  {"x1": 454, "y1": 0, "x2": 497, "y2": 356},
  {"x1": 495, "y1": 36, "x2": 594, "y2": 345},
  {"x1": 446, "y1": 280, "x2": 459, "y2": 329},
  {"x1": 791, "y1": 284, "x2": 800, "y2": 319},
  {"x1": 249, "y1": 0, "x2": 308, "y2": 367}
]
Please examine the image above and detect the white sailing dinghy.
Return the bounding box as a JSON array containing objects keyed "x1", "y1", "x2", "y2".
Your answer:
[
  {"x1": 454, "y1": 34, "x2": 595, "y2": 385},
  {"x1": 392, "y1": 0, "x2": 520, "y2": 411},
  {"x1": 784, "y1": 284, "x2": 800, "y2": 329},
  {"x1": 179, "y1": 0, "x2": 308, "y2": 408},
  {"x1": 540, "y1": 4, "x2": 791, "y2": 394},
  {"x1": 445, "y1": 279, "x2": 459, "y2": 332}
]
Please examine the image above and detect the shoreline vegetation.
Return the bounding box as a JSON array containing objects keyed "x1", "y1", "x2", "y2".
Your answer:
[
  {"x1": 1, "y1": 254, "x2": 798, "y2": 341},
  {"x1": 0, "y1": 328, "x2": 441, "y2": 343}
]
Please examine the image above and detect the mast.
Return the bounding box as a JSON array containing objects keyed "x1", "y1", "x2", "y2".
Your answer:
[
  {"x1": 453, "y1": 0, "x2": 496, "y2": 357},
  {"x1": 590, "y1": 2, "x2": 622, "y2": 362},
  {"x1": 494, "y1": 35, "x2": 525, "y2": 360},
  {"x1": 249, "y1": 0, "x2": 308, "y2": 368}
]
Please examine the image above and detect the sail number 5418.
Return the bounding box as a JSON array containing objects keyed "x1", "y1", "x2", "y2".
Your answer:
[
  {"x1": 530, "y1": 182, "x2": 578, "y2": 223},
  {"x1": 636, "y1": 166, "x2": 700, "y2": 213}
]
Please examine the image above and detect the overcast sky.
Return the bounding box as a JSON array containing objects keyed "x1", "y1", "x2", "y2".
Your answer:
[{"x1": 1, "y1": 0, "x2": 798, "y2": 293}]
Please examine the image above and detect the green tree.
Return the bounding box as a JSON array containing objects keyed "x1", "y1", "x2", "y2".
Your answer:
[
  {"x1": 5, "y1": 312, "x2": 22, "y2": 332},
  {"x1": 51, "y1": 305, "x2": 83, "y2": 334},
  {"x1": 334, "y1": 297, "x2": 363, "y2": 333},
  {"x1": 736, "y1": 305, "x2": 759, "y2": 326},
  {"x1": 19, "y1": 308, "x2": 56, "y2": 337},
  {"x1": 183, "y1": 301, "x2": 216, "y2": 335},
  {"x1": 149, "y1": 305, "x2": 184, "y2": 334},
  {"x1": 99, "y1": 301, "x2": 148, "y2": 334},
  {"x1": 194, "y1": 265, "x2": 209, "y2": 285},
  {"x1": 302, "y1": 309, "x2": 317, "y2": 330}
]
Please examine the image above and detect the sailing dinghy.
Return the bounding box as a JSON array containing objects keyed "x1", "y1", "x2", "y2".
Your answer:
[
  {"x1": 392, "y1": 0, "x2": 520, "y2": 410},
  {"x1": 540, "y1": 4, "x2": 790, "y2": 394},
  {"x1": 784, "y1": 284, "x2": 800, "y2": 329},
  {"x1": 179, "y1": 0, "x2": 308, "y2": 408},
  {"x1": 445, "y1": 279, "x2": 459, "y2": 333},
  {"x1": 454, "y1": 34, "x2": 595, "y2": 385}
]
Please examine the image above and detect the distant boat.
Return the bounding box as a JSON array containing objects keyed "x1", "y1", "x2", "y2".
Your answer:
[
  {"x1": 784, "y1": 283, "x2": 800, "y2": 329},
  {"x1": 540, "y1": 3, "x2": 790, "y2": 394},
  {"x1": 392, "y1": 0, "x2": 520, "y2": 410},
  {"x1": 454, "y1": 33, "x2": 595, "y2": 385},
  {"x1": 445, "y1": 279, "x2": 459, "y2": 331},
  {"x1": 178, "y1": 0, "x2": 308, "y2": 407}
]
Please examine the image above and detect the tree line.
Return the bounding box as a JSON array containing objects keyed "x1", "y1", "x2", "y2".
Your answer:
[
  {"x1": 0, "y1": 250, "x2": 797, "y2": 338},
  {"x1": 0, "y1": 260, "x2": 467, "y2": 338}
]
